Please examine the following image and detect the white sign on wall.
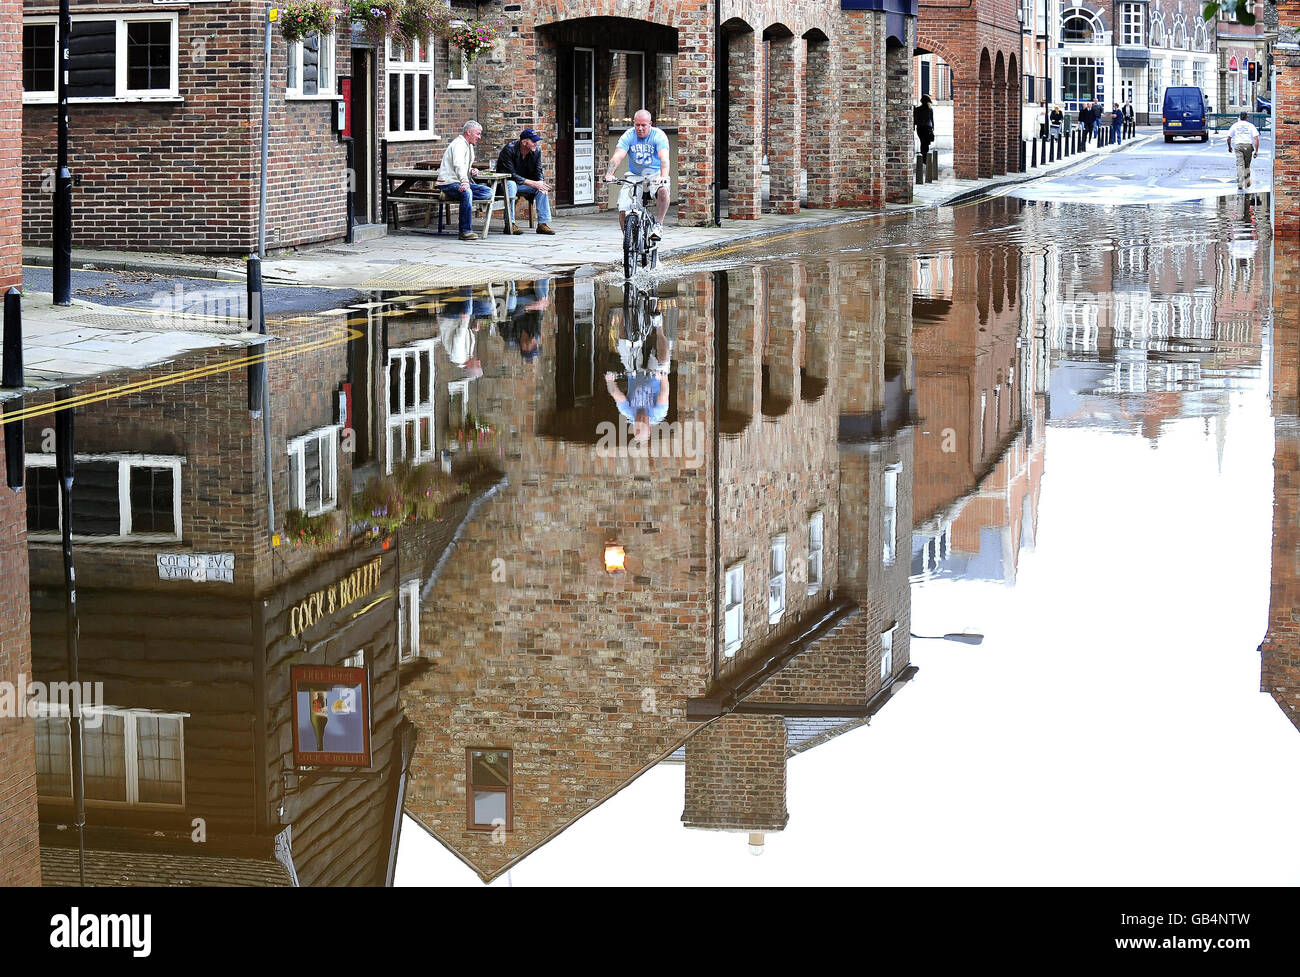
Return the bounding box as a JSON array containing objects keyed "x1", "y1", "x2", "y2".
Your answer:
[
  {"x1": 157, "y1": 553, "x2": 235, "y2": 584},
  {"x1": 573, "y1": 139, "x2": 595, "y2": 205}
]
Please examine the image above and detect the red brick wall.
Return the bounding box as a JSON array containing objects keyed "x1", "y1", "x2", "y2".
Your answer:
[
  {"x1": 0, "y1": 434, "x2": 40, "y2": 886},
  {"x1": 682, "y1": 713, "x2": 788, "y2": 831},
  {"x1": 1276, "y1": 26, "x2": 1300, "y2": 237},
  {"x1": 1, "y1": 0, "x2": 20, "y2": 288}
]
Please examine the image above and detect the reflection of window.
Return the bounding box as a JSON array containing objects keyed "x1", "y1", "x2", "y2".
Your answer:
[
  {"x1": 37, "y1": 706, "x2": 186, "y2": 807},
  {"x1": 883, "y1": 465, "x2": 901, "y2": 567},
  {"x1": 288, "y1": 32, "x2": 334, "y2": 97},
  {"x1": 768, "y1": 535, "x2": 786, "y2": 624},
  {"x1": 467, "y1": 748, "x2": 511, "y2": 831},
  {"x1": 724, "y1": 563, "x2": 744, "y2": 656},
  {"x1": 386, "y1": 341, "x2": 437, "y2": 474},
  {"x1": 288, "y1": 427, "x2": 338, "y2": 516},
  {"x1": 398, "y1": 580, "x2": 421, "y2": 663},
  {"x1": 880, "y1": 626, "x2": 895, "y2": 681},
  {"x1": 387, "y1": 37, "x2": 434, "y2": 136},
  {"x1": 807, "y1": 511, "x2": 824, "y2": 594},
  {"x1": 655, "y1": 53, "x2": 678, "y2": 128},
  {"x1": 609, "y1": 50, "x2": 645, "y2": 130},
  {"x1": 25, "y1": 454, "x2": 182, "y2": 541}
]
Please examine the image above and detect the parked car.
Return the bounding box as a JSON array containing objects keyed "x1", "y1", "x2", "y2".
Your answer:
[
  {"x1": 1256, "y1": 96, "x2": 1272, "y2": 113},
  {"x1": 1163, "y1": 86, "x2": 1209, "y2": 143}
]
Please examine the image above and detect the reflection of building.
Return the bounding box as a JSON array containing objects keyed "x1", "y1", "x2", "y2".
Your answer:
[
  {"x1": 23, "y1": 325, "x2": 409, "y2": 885},
  {"x1": 910, "y1": 198, "x2": 1045, "y2": 585},
  {"x1": 1260, "y1": 240, "x2": 1299, "y2": 733},
  {"x1": 401, "y1": 256, "x2": 917, "y2": 880}
]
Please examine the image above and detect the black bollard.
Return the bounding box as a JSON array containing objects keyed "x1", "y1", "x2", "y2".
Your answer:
[{"x1": 3, "y1": 288, "x2": 22, "y2": 490}]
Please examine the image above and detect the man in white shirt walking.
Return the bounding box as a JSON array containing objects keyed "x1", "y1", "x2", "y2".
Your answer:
[{"x1": 1226, "y1": 111, "x2": 1261, "y2": 192}]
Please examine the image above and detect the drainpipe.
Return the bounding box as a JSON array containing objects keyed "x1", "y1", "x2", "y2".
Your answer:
[{"x1": 714, "y1": 0, "x2": 723, "y2": 226}]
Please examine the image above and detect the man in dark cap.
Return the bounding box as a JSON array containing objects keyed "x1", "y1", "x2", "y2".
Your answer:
[{"x1": 496, "y1": 127, "x2": 555, "y2": 235}]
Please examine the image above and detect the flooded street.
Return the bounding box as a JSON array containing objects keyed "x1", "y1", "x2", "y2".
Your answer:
[{"x1": 9, "y1": 193, "x2": 1296, "y2": 888}]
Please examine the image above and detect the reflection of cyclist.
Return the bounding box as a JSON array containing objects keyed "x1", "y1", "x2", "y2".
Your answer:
[
  {"x1": 605, "y1": 293, "x2": 671, "y2": 444},
  {"x1": 603, "y1": 109, "x2": 670, "y2": 241}
]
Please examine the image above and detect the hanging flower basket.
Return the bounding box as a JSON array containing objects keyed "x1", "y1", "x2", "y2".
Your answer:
[
  {"x1": 397, "y1": 0, "x2": 453, "y2": 46},
  {"x1": 279, "y1": 1, "x2": 339, "y2": 44},
  {"x1": 348, "y1": 0, "x2": 403, "y2": 44},
  {"x1": 446, "y1": 17, "x2": 503, "y2": 62}
]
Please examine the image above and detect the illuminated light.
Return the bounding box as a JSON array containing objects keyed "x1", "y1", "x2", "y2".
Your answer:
[{"x1": 604, "y1": 543, "x2": 626, "y2": 573}]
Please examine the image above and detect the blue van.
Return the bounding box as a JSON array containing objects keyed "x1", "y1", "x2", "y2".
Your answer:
[{"x1": 1163, "y1": 86, "x2": 1209, "y2": 142}]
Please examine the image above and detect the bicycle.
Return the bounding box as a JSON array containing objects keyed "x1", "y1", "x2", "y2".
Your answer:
[{"x1": 607, "y1": 175, "x2": 661, "y2": 280}]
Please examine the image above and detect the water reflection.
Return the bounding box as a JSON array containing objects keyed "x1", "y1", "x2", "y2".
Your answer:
[{"x1": 7, "y1": 191, "x2": 1290, "y2": 887}]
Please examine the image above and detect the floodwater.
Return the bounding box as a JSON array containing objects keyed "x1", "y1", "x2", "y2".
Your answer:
[{"x1": 7, "y1": 191, "x2": 1296, "y2": 888}]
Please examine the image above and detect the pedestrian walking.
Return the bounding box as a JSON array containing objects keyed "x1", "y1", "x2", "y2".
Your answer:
[
  {"x1": 1049, "y1": 104, "x2": 1063, "y2": 138},
  {"x1": 1226, "y1": 111, "x2": 1261, "y2": 191},
  {"x1": 1111, "y1": 103, "x2": 1123, "y2": 145},
  {"x1": 914, "y1": 94, "x2": 936, "y2": 163},
  {"x1": 1122, "y1": 100, "x2": 1135, "y2": 138},
  {"x1": 1091, "y1": 100, "x2": 1103, "y2": 142}
]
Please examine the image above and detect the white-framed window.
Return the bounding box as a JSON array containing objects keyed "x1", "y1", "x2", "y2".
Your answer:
[
  {"x1": 724, "y1": 563, "x2": 744, "y2": 656},
  {"x1": 447, "y1": 29, "x2": 471, "y2": 89},
  {"x1": 609, "y1": 50, "x2": 646, "y2": 130},
  {"x1": 387, "y1": 36, "x2": 436, "y2": 138},
  {"x1": 1148, "y1": 58, "x2": 1164, "y2": 114},
  {"x1": 768, "y1": 535, "x2": 787, "y2": 624},
  {"x1": 36, "y1": 704, "x2": 187, "y2": 808},
  {"x1": 880, "y1": 626, "x2": 895, "y2": 681},
  {"x1": 883, "y1": 464, "x2": 901, "y2": 567},
  {"x1": 1229, "y1": 66, "x2": 1239, "y2": 106},
  {"x1": 398, "y1": 580, "x2": 421, "y2": 663},
  {"x1": 1193, "y1": 22, "x2": 1208, "y2": 51},
  {"x1": 1061, "y1": 9, "x2": 1102, "y2": 44},
  {"x1": 806, "y1": 511, "x2": 824, "y2": 595},
  {"x1": 1171, "y1": 58, "x2": 1185, "y2": 87},
  {"x1": 386, "y1": 341, "x2": 437, "y2": 474},
  {"x1": 287, "y1": 426, "x2": 339, "y2": 516},
  {"x1": 1172, "y1": 21, "x2": 1187, "y2": 49},
  {"x1": 287, "y1": 32, "x2": 335, "y2": 98},
  {"x1": 342, "y1": 650, "x2": 366, "y2": 668},
  {"x1": 1122, "y1": 4, "x2": 1144, "y2": 46},
  {"x1": 25, "y1": 454, "x2": 183, "y2": 542},
  {"x1": 22, "y1": 14, "x2": 180, "y2": 103},
  {"x1": 1150, "y1": 13, "x2": 1166, "y2": 47},
  {"x1": 1193, "y1": 61, "x2": 1206, "y2": 92}
]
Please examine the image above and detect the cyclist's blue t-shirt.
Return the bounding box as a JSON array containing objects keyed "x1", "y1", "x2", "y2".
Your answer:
[
  {"x1": 618, "y1": 374, "x2": 668, "y2": 424},
  {"x1": 618, "y1": 127, "x2": 669, "y2": 175}
]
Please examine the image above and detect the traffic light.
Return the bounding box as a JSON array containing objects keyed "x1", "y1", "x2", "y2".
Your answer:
[{"x1": 1247, "y1": 61, "x2": 1258, "y2": 82}]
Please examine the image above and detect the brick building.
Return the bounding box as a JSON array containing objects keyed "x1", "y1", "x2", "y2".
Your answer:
[
  {"x1": 1277, "y1": 14, "x2": 1299, "y2": 237},
  {"x1": 20, "y1": 318, "x2": 416, "y2": 885},
  {"x1": 19, "y1": 0, "x2": 919, "y2": 255},
  {"x1": 915, "y1": 0, "x2": 1022, "y2": 178},
  {"x1": 399, "y1": 256, "x2": 917, "y2": 881}
]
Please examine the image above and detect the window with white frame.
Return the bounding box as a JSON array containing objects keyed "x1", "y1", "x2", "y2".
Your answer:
[
  {"x1": 880, "y1": 626, "x2": 895, "y2": 681},
  {"x1": 1122, "y1": 4, "x2": 1144, "y2": 46},
  {"x1": 36, "y1": 705, "x2": 186, "y2": 807},
  {"x1": 447, "y1": 32, "x2": 470, "y2": 88},
  {"x1": 1193, "y1": 61, "x2": 1205, "y2": 92},
  {"x1": 287, "y1": 427, "x2": 338, "y2": 516},
  {"x1": 1150, "y1": 13, "x2": 1166, "y2": 47},
  {"x1": 768, "y1": 535, "x2": 787, "y2": 624},
  {"x1": 287, "y1": 32, "x2": 335, "y2": 97},
  {"x1": 1148, "y1": 58, "x2": 1164, "y2": 114},
  {"x1": 387, "y1": 36, "x2": 436, "y2": 137},
  {"x1": 1061, "y1": 10, "x2": 1101, "y2": 43},
  {"x1": 1171, "y1": 58, "x2": 1185, "y2": 87},
  {"x1": 399, "y1": 580, "x2": 421, "y2": 663},
  {"x1": 807, "y1": 511, "x2": 824, "y2": 595},
  {"x1": 342, "y1": 650, "x2": 366, "y2": 668},
  {"x1": 724, "y1": 563, "x2": 744, "y2": 656},
  {"x1": 883, "y1": 464, "x2": 901, "y2": 567},
  {"x1": 1193, "y1": 22, "x2": 1207, "y2": 51},
  {"x1": 22, "y1": 14, "x2": 179, "y2": 103},
  {"x1": 25, "y1": 454, "x2": 182, "y2": 541},
  {"x1": 609, "y1": 50, "x2": 645, "y2": 130},
  {"x1": 1172, "y1": 21, "x2": 1187, "y2": 49},
  {"x1": 386, "y1": 341, "x2": 437, "y2": 474}
]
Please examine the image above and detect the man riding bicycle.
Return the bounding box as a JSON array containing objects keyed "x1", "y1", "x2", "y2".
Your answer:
[{"x1": 604, "y1": 109, "x2": 670, "y2": 241}]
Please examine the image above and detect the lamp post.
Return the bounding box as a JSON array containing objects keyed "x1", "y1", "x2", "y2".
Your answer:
[
  {"x1": 53, "y1": 0, "x2": 72, "y2": 306},
  {"x1": 910, "y1": 632, "x2": 985, "y2": 645}
]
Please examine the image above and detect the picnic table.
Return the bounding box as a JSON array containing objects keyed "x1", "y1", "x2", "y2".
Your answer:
[{"x1": 384, "y1": 168, "x2": 513, "y2": 237}]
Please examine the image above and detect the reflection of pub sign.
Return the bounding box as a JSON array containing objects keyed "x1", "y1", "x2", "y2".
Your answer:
[{"x1": 292, "y1": 666, "x2": 372, "y2": 768}]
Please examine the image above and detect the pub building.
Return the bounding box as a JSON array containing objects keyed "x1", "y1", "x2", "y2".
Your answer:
[
  {"x1": 19, "y1": 311, "x2": 430, "y2": 885},
  {"x1": 398, "y1": 257, "x2": 920, "y2": 881},
  {"x1": 20, "y1": 0, "x2": 918, "y2": 255}
]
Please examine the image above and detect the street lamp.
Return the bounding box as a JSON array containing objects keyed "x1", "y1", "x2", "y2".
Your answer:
[{"x1": 910, "y1": 632, "x2": 985, "y2": 645}]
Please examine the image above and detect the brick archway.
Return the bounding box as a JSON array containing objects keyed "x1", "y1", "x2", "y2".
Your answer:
[
  {"x1": 723, "y1": 17, "x2": 763, "y2": 218},
  {"x1": 916, "y1": 33, "x2": 983, "y2": 179},
  {"x1": 1006, "y1": 53, "x2": 1021, "y2": 173},
  {"x1": 993, "y1": 52, "x2": 1007, "y2": 175},
  {"x1": 804, "y1": 28, "x2": 835, "y2": 208},
  {"x1": 978, "y1": 49, "x2": 993, "y2": 179},
  {"x1": 765, "y1": 22, "x2": 802, "y2": 213}
]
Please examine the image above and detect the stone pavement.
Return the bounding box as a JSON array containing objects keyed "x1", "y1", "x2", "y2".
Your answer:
[{"x1": 9, "y1": 130, "x2": 1151, "y2": 391}]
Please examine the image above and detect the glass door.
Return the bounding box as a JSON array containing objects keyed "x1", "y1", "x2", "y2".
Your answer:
[{"x1": 573, "y1": 48, "x2": 595, "y2": 205}]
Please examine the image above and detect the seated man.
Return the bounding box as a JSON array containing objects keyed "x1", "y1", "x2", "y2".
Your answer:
[
  {"x1": 437, "y1": 120, "x2": 514, "y2": 241},
  {"x1": 499, "y1": 278, "x2": 551, "y2": 363},
  {"x1": 603, "y1": 109, "x2": 670, "y2": 241},
  {"x1": 496, "y1": 128, "x2": 555, "y2": 235}
]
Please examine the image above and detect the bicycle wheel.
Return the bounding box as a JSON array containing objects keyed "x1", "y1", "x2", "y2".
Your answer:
[
  {"x1": 639, "y1": 215, "x2": 654, "y2": 269},
  {"x1": 623, "y1": 213, "x2": 640, "y2": 280}
]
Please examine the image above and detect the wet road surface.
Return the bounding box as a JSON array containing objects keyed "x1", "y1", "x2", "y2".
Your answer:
[{"x1": 5, "y1": 186, "x2": 1296, "y2": 889}]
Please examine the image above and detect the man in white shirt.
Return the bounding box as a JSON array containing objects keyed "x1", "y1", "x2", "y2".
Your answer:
[{"x1": 1225, "y1": 112, "x2": 1261, "y2": 192}]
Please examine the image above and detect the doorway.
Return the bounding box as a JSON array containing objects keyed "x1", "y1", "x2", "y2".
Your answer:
[
  {"x1": 555, "y1": 47, "x2": 596, "y2": 207},
  {"x1": 350, "y1": 48, "x2": 376, "y2": 223}
]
